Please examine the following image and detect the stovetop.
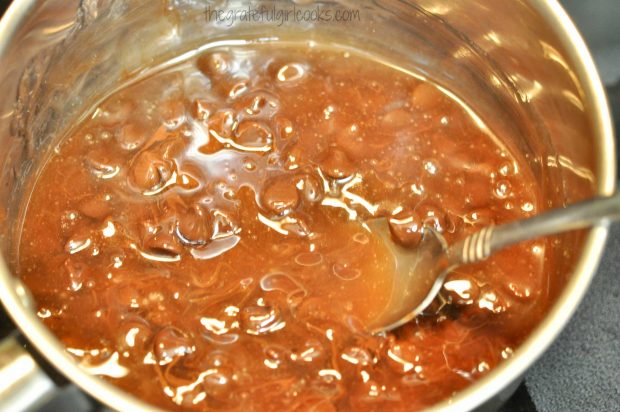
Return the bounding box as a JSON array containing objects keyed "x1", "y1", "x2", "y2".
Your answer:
[{"x1": 1, "y1": 1, "x2": 618, "y2": 411}]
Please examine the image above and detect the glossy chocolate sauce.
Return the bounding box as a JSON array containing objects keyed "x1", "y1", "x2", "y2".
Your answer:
[{"x1": 16, "y1": 43, "x2": 550, "y2": 411}]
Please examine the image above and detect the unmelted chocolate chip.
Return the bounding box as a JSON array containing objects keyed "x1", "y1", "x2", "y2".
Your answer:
[
  {"x1": 175, "y1": 205, "x2": 212, "y2": 247},
  {"x1": 464, "y1": 207, "x2": 495, "y2": 227},
  {"x1": 443, "y1": 273, "x2": 480, "y2": 305},
  {"x1": 340, "y1": 346, "x2": 372, "y2": 366},
  {"x1": 143, "y1": 232, "x2": 183, "y2": 258},
  {"x1": 290, "y1": 338, "x2": 325, "y2": 364},
  {"x1": 388, "y1": 210, "x2": 423, "y2": 247},
  {"x1": 201, "y1": 352, "x2": 239, "y2": 403},
  {"x1": 281, "y1": 216, "x2": 312, "y2": 238},
  {"x1": 227, "y1": 77, "x2": 250, "y2": 99},
  {"x1": 240, "y1": 303, "x2": 283, "y2": 335},
  {"x1": 98, "y1": 99, "x2": 136, "y2": 126},
  {"x1": 384, "y1": 341, "x2": 418, "y2": 375},
  {"x1": 318, "y1": 147, "x2": 356, "y2": 180},
  {"x1": 153, "y1": 326, "x2": 194, "y2": 364},
  {"x1": 380, "y1": 108, "x2": 413, "y2": 130},
  {"x1": 64, "y1": 227, "x2": 93, "y2": 255},
  {"x1": 416, "y1": 202, "x2": 447, "y2": 232},
  {"x1": 64, "y1": 258, "x2": 86, "y2": 291},
  {"x1": 116, "y1": 123, "x2": 149, "y2": 151},
  {"x1": 197, "y1": 51, "x2": 248, "y2": 98},
  {"x1": 211, "y1": 209, "x2": 240, "y2": 239},
  {"x1": 84, "y1": 149, "x2": 120, "y2": 179},
  {"x1": 234, "y1": 90, "x2": 280, "y2": 119},
  {"x1": 79, "y1": 194, "x2": 113, "y2": 220},
  {"x1": 159, "y1": 99, "x2": 186, "y2": 130},
  {"x1": 140, "y1": 218, "x2": 183, "y2": 258},
  {"x1": 234, "y1": 120, "x2": 273, "y2": 152},
  {"x1": 197, "y1": 52, "x2": 232, "y2": 79},
  {"x1": 334, "y1": 124, "x2": 374, "y2": 160},
  {"x1": 283, "y1": 144, "x2": 304, "y2": 170},
  {"x1": 274, "y1": 116, "x2": 295, "y2": 140},
  {"x1": 297, "y1": 173, "x2": 324, "y2": 203},
  {"x1": 192, "y1": 99, "x2": 215, "y2": 122},
  {"x1": 410, "y1": 82, "x2": 445, "y2": 110},
  {"x1": 260, "y1": 175, "x2": 300, "y2": 216},
  {"x1": 208, "y1": 109, "x2": 236, "y2": 139},
  {"x1": 128, "y1": 150, "x2": 175, "y2": 194},
  {"x1": 117, "y1": 316, "x2": 152, "y2": 351}
]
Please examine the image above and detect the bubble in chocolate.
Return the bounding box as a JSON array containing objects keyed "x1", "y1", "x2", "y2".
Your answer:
[
  {"x1": 274, "y1": 116, "x2": 295, "y2": 141},
  {"x1": 494, "y1": 179, "x2": 512, "y2": 199}
]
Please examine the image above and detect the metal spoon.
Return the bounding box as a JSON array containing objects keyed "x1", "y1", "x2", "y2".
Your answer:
[{"x1": 366, "y1": 193, "x2": 620, "y2": 334}]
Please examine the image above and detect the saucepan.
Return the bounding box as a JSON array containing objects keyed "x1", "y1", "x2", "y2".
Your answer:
[{"x1": 0, "y1": 0, "x2": 614, "y2": 411}]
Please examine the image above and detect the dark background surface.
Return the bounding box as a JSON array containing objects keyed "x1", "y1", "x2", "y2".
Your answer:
[{"x1": 0, "y1": 1, "x2": 618, "y2": 411}]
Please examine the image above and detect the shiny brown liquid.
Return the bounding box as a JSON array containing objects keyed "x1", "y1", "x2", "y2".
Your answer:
[{"x1": 17, "y1": 43, "x2": 550, "y2": 411}]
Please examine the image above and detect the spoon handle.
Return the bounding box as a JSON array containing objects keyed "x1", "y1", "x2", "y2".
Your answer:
[{"x1": 452, "y1": 192, "x2": 620, "y2": 264}]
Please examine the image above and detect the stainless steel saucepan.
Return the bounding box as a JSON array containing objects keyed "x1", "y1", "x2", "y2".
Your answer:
[{"x1": 0, "y1": 1, "x2": 614, "y2": 411}]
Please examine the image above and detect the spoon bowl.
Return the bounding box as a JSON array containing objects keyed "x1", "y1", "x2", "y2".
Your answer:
[
  {"x1": 366, "y1": 218, "x2": 452, "y2": 333},
  {"x1": 367, "y1": 193, "x2": 620, "y2": 334}
]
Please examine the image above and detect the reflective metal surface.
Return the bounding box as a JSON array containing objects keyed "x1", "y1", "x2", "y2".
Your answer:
[
  {"x1": 0, "y1": 1, "x2": 614, "y2": 411},
  {"x1": 0, "y1": 336, "x2": 56, "y2": 412}
]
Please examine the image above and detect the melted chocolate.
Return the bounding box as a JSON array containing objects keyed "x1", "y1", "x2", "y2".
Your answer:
[{"x1": 17, "y1": 43, "x2": 550, "y2": 411}]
